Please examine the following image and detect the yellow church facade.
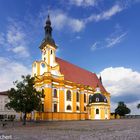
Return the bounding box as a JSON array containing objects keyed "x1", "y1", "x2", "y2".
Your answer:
[{"x1": 31, "y1": 15, "x2": 111, "y2": 121}]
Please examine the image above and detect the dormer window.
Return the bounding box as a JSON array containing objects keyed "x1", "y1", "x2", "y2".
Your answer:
[{"x1": 96, "y1": 98, "x2": 99, "y2": 102}]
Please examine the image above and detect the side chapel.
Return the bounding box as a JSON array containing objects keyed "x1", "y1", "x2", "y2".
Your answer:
[{"x1": 32, "y1": 15, "x2": 111, "y2": 120}]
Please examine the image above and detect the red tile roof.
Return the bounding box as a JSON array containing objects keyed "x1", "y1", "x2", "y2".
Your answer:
[{"x1": 56, "y1": 57, "x2": 107, "y2": 93}]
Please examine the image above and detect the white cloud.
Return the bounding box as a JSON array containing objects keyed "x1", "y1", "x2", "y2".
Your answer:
[
  {"x1": 12, "y1": 46, "x2": 30, "y2": 57},
  {"x1": 0, "y1": 19, "x2": 30, "y2": 58},
  {"x1": 106, "y1": 32, "x2": 127, "y2": 48},
  {"x1": 100, "y1": 67, "x2": 140, "y2": 96},
  {"x1": 100, "y1": 67, "x2": 140, "y2": 114},
  {"x1": 90, "y1": 24, "x2": 127, "y2": 51},
  {"x1": 86, "y1": 4, "x2": 123, "y2": 23},
  {"x1": 69, "y1": 0, "x2": 97, "y2": 7},
  {"x1": 75, "y1": 36, "x2": 81, "y2": 39},
  {"x1": 6, "y1": 21, "x2": 30, "y2": 58},
  {"x1": 40, "y1": 10, "x2": 85, "y2": 32},
  {"x1": 91, "y1": 42, "x2": 99, "y2": 51},
  {"x1": 0, "y1": 57, "x2": 30, "y2": 91},
  {"x1": 7, "y1": 25, "x2": 25, "y2": 46}
]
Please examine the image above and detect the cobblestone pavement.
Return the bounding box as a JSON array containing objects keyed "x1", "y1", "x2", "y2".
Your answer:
[{"x1": 0, "y1": 119, "x2": 140, "y2": 140}]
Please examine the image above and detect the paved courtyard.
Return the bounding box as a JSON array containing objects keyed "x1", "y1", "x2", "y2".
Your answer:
[{"x1": 0, "y1": 119, "x2": 140, "y2": 140}]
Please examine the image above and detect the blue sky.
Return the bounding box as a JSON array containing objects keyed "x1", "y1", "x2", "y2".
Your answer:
[{"x1": 0, "y1": 0, "x2": 140, "y2": 114}]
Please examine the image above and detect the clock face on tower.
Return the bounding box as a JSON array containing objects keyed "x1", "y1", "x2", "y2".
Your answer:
[{"x1": 41, "y1": 63, "x2": 45, "y2": 68}]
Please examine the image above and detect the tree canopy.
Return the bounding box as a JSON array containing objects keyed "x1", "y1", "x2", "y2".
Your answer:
[
  {"x1": 115, "y1": 101, "x2": 131, "y2": 116},
  {"x1": 6, "y1": 75, "x2": 44, "y2": 125}
]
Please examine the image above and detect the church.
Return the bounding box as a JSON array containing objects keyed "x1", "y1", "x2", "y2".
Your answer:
[{"x1": 32, "y1": 15, "x2": 111, "y2": 120}]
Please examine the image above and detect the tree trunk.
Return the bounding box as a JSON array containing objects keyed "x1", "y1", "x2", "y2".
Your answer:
[{"x1": 23, "y1": 112, "x2": 27, "y2": 125}]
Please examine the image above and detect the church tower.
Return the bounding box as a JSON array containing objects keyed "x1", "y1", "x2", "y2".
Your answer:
[
  {"x1": 32, "y1": 15, "x2": 62, "y2": 77},
  {"x1": 40, "y1": 15, "x2": 57, "y2": 67}
]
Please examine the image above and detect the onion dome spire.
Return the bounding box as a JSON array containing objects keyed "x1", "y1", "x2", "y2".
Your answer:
[
  {"x1": 40, "y1": 14, "x2": 57, "y2": 49},
  {"x1": 45, "y1": 14, "x2": 52, "y2": 37}
]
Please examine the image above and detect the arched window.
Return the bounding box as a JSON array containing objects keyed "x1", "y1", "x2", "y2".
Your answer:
[
  {"x1": 89, "y1": 95, "x2": 92, "y2": 103},
  {"x1": 76, "y1": 106, "x2": 79, "y2": 111},
  {"x1": 84, "y1": 106, "x2": 86, "y2": 111},
  {"x1": 54, "y1": 89, "x2": 57, "y2": 98},
  {"x1": 67, "y1": 105, "x2": 71, "y2": 110},
  {"x1": 66, "y1": 90, "x2": 71, "y2": 101},
  {"x1": 96, "y1": 98, "x2": 99, "y2": 102},
  {"x1": 104, "y1": 98, "x2": 107, "y2": 103},
  {"x1": 96, "y1": 109, "x2": 99, "y2": 114},
  {"x1": 76, "y1": 92, "x2": 79, "y2": 102},
  {"x1": 84, "y1": 94, "x2": 86, "y2": 103}
]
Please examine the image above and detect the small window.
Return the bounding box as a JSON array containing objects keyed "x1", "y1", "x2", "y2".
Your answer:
[
  {"x1": 34, "y1": 63, "x2": 36, "y2": 68},
  {"x1": 66, "y1": 90, "x2": 71, "y2": 101},
  {"x1": 96, "y1": 98, "x2": 99, "y2": 102},
  {"x1": 76, "y1": 92, "x2": 79, "y2": 102},
  {"x1": 96, "y1": 109, "x2": 99, "y2": 114},
  {"x1": 84, "y1": 94, "x2": 86, "y2": 103},
  {"x1": 41, "y1": 63, "x2": 45, "y2": 68},
  {"x1": 54, "y1": 89, "x2": 57, "y2": 98},
  {"x1": 67, "y1": 105, "x2": 71, "y2": 110},
  {"x1": 44, "y1": 57, "x2": 46, "y2": 61},
  {"x1": 50, "y1": 50, "x2": 53, "y2": 54},
  {"x1": 76, "y1": 106, "x2": 79, "y2": 111}
]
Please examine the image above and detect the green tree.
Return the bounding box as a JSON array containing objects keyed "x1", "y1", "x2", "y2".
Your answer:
[
  {"x1": 115, "y1": 101, "x2": 131, "y2": 116},
  {"x1": 137, "y1": 104, "x2": 140, "y2": 109},
  {"x1": 6, "y1": 75, "x2": 44, "y2": 125}
]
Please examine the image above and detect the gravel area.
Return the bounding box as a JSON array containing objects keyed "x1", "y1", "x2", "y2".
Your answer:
[{"x1": 0, "y1": 119, "x2": 140, "y2": 140}]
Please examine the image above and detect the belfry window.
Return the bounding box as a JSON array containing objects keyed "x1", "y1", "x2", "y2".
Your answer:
[
  {"x1": 54, "y1": 89, "x2": 57, "y2": 98},
  {"x1": 66, "y1": 90, "x2": 71, "y2": 101},
  {"x1": 76, "y1": 92, "x2": 79, "y2": 102},
  {"x1": 96, "y1": 109, "x2": 99, "y2": 114},
  {"x1": 50, "y1": 50, "x2": 53, "y2": 54},
  {"x1": 67, "y1": 105, "x2": 71, "y2": 110}
]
